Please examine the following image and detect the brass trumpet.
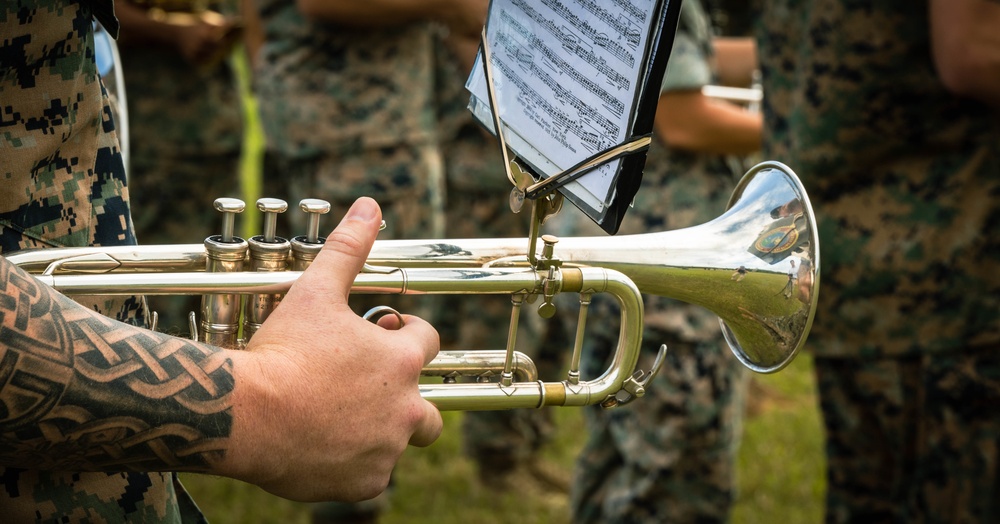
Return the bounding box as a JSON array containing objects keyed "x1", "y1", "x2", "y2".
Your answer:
[{"x1": 9, "y1": 162, "x2": 819, "y2": 411}]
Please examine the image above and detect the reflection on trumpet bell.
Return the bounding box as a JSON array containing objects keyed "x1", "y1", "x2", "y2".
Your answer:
[
  {"x1": 366, "y1": 161, "x2": 820, "y2": 373},
  {"x1": 9, "y1": 161, "x2": 819, "y2": 408}
]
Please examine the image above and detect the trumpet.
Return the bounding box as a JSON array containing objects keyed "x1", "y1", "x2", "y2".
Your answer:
[{"x1": 9, "y1": 161, "x2": 819, "y2": 411}]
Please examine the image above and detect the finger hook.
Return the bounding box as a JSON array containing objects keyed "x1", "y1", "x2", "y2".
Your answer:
[{"x1": 363, "y1": 305, "x2": 406, "y2": 328}]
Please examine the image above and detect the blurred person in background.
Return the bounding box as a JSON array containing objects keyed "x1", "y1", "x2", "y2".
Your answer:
[
  {"x1": 116, "y1": 0, "x2": 245, "y2": 334},
  {"x1": 568, "y1": 0, "x2": 762, "y2": 522},
  {"x1": 1, "y1": 2, "x2": 442, "y2": 520},
  {"x1": 245, "y1": 1, "x2": 488, "y2": 522},
  {"x1": 755, "y1": 0, "x2": 1000, "y2": 521}
]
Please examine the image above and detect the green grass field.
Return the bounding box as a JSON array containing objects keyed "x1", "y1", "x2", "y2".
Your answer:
[{"x1": 179, "y1": 352, "x2": 825, "y2": 523}]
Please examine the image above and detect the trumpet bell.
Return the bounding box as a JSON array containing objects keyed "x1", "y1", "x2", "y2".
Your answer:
[
  {"x1": 564, "y1": 161, "x2": 818, "y2": 372},
  {"x1": 720, "y1": 161, "x2": 818, "y2": 372},
  {"x1": 367, "y1": 161, "x2": 819, "y2": 373}
]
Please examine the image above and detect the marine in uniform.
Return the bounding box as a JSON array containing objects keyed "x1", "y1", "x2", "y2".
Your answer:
[
  {"x1": 757, "y1": 1, "x2": 1000, "y2": 521},
  {"x1": 249, "y1": 2, "x2": 450, "y2": 521}
]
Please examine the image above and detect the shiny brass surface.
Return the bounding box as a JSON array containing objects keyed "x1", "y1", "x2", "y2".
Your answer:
[{"x1": 9, "y1": 162, "x2": 819, "y2": 408}]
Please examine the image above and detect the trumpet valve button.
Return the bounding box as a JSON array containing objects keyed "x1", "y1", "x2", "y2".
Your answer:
[
  {"x1": 257, "y1": 198, "x2": 288, "y2": 243},
  {"x1": 299, "y1": 198, "x2": 331, "y2": 244},
  {"x1": 214, "y1": 197, "x2": 245, "y2": 243}
]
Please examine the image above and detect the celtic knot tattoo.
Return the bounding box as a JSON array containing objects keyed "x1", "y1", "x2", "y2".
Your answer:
[{"x1": 0, "y1": 257, "x2": 234, "y2": 472}]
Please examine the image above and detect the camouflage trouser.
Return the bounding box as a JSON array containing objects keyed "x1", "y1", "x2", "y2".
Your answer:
[
  {"x1": 271, "y1": 142, "x2": 444, "y2": 237},
  {"x1": 571, "y1": 295, "x2": 749, "y2": 524},
  {"x1": 266, "y1": 144, "x2": 444, "y2": 324},
  {"x1": 0, "y1": 469, "x2": 199, "y2": 524},
  {"x1": 129, "y1": 151, "x2": 242, "y2": 335},
  {"x1": 815, "y1": 344, "x2": 1000, "y2": 524}
]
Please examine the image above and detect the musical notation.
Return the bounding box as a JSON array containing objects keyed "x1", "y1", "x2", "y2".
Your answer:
[
  {"x1": 539, "y1": 0, "x2": 645, "y2": 66},
  {"x1": 510, "y1": 0, "x2": 631, "y2": 92},
  {"x1": 468, "y1": 0, "x2": 658, "y2": 215}
]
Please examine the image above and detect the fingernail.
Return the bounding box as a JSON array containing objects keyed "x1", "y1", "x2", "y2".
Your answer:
[{"x1": 345, "y1": 198, "x2": 378, "y2": 223}]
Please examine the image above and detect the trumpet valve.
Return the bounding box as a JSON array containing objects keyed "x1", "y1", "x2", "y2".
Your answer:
[
  {"x1": 245, "y1": 198, "x2": 291, "y2": 340},
  {"x1": 299, "y1": 198, "x2": 330, "y2": 244},
  {"x1": 213, "y1": 197, "x2": 245, "y2": 243},
  {"x1": 201, "y1": 198, "x2": 249, "y2": 347},
  {"x1": 290, "y1": 198, "x2": 330, "y2": 270},
  {"x1": 256, "y1": 197, "x2": 288, "y2": 243}
]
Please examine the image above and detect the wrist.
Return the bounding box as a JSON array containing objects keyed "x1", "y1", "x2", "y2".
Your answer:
[{"x1": 216, "y1": 348, "x2": 288, "y2": 488}]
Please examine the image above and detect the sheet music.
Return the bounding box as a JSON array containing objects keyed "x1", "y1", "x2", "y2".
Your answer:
[{"x1": 467, "y1": 0, "x2": 658, "y2": 213}]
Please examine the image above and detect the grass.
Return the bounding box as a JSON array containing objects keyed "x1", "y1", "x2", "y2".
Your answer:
[
  {"x1": 179, "y1": 352, "x2": 825, "y2": 523},
  {"x1": 732, "y1": 353, "x2": 825, "y2": 524}
]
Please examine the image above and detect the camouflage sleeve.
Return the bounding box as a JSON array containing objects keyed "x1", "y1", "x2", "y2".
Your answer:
[
  {"x1": 0, "y1": 256, "x2": 235, "y2": 473},
  {"x1": 660, "y1": 0, "x2": 713, "y2": 92}
]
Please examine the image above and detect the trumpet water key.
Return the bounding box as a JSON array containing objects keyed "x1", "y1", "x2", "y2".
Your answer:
[{"x1": 9, "y1": 162, "x2": 820, "y2": 411}]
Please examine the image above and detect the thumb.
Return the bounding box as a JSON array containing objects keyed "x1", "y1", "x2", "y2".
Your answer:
[{"x1": 296, "y1": 197, "x2": 382, "y2": 304}]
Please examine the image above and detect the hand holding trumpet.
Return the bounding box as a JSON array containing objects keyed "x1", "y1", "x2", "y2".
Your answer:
[
  {"x1": 221, "y1": 197, "x2": 444, "y2": 501},
  {"x1": 0, "y1": 198, "x2": 442, "y2": 503}
]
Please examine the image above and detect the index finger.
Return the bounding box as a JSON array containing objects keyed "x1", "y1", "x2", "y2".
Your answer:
[{"x1": 293, "y1": 198, "x2": 382, "y2": 305}]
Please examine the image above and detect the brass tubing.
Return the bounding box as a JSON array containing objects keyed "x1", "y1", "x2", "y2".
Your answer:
[
  {"x1": 13, "y1": 162, "x2": 820, "y2": 378},
  {"x1": 34, "y1": 266, "x2": 644, "y2": 411}
]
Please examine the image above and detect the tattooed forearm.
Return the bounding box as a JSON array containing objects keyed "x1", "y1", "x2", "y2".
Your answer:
[{"x1": 0, "y1": 256, "x2": 234, "y2": 472}]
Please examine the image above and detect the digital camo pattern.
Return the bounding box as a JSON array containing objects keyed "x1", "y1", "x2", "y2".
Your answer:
[
  {"x1": 758, "y1": 2, "x2": 1000, "y2": 522},
  {"x1": 432, "y1": 34, "x2": 564, "y2": 468},
  {"x1": 119, "y1": 0, "x2": 243, "y2": 158},
  {"x1": 0, "y1": 0, "x2": 141, "y2": 326},
  {"x1": 573, "y1": 339, "x2": 748, "y2": 524},
  {"x1": 1, "y1": 2, "x2": 210, "y2": 520},
  {"x1": 814, "y1": 346, "x2": 1000, "y2": 523},
  {"x1": 569, "y1": 1, "x2": 750, "y2": 521},
  {"x1": 252, "y1": 0, "x2": 438, "y2": 161},
  {"x1": 119, "y1": 0, "x2": 243, "y2": 225},
  {"x1": 0, "y1": 1, "x2": 133, "y2": 250},
  {"x1": 757, "y1": 0, "x2": 1000, "y2": 358},
  {"x1": 253, "y1": 0, "x2": 445, "y2": 231}
]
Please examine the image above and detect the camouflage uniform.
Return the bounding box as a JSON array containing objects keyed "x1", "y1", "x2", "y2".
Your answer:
[
  {"x1": 253, "y1": 0, "x2": 444, "y2": 313},
  {"x1": 251, "y1": 2, "x2": 445, "y2": 520},
  {"x1": 252, "y1": 0, "x2": 444, "y2": 235},
  {"x1": 0, "y1": 1, "x2": 203, "y2": 520},
  {"x1": 432, "y1": 35, "x2": 567, "y2": 481},
  {"x1": 119, "y1": 0, "x2": 244, "y2": 334},
  {"x1": 570, "y1": 2, "x2": 750, "y2": 522},
  {"x1": 757, "y1": 1, "x2": 1000, "y2": 521}
]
